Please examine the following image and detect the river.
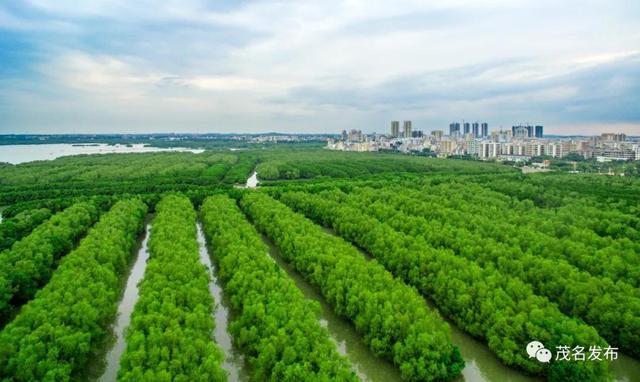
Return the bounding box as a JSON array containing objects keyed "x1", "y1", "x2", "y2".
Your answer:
[
  {"x1": 318, "y1": 226, "x2": 640, "y2": 382},
  {"x1": 196, "y1": 222, "x2": 249, "y2": 381},
  {"x1": 0, "y1": 143, "x2": 203, "y2": 164},
  {"x1": 246, "y1": 171, "x2": 259, "y2": 188},
  {"x1": 82, "y1": 219, "x2": 152, "y2": 381},
  {"x1": 260, "y1": 232, "x2": 402, "y2": 381}
]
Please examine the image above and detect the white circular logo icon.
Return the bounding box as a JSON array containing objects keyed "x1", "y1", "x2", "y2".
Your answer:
[
  {"x1": 535, "y1": 348, "x2": 552, "y2": 363},
  {"x1": 527, "y1": 341, "x2": 552, "y2": 363},
  {"x1": 526, "y1": 341, "x2": 545, "y2": 358}
]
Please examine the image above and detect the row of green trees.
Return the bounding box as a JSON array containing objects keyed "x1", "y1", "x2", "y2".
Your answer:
[
  {"x1": 278, "y1": 191, "x2": 610, "y2": 381},
  {"x1": 0, "y1": 151, "x2": 237, "y2": 185},
  {"x1": 0, "y1": 152, "x2": 242, "y2": 205},
  {"x1": 331, "y1": 186, "x2": 640, "y2": 357},
  {"x1": 473, "y1": 173, "x2": 640, "y2": 208},
  {"x1": 363, "y1": 183, "x2": 640, "y2": 286},
  {"x1": 221, "y1": 154, "x2": 258, "y2": 184},
  {"x1": 0, "y1": 199, "x2": 147, "y2": 381},
  {"x1": 255, "y1": 150, "x2": 514, "y2": 180},
  {"x1": 413, "y1": 180, "x2": 638, "y2": 245},
  {"x1": 0, "y1": 208, "x2": 52, "y2": 251},
  {"x1": 200, "y1": 195, "x2": 357, "y2": 381},
  {"x1": 240, "y1": 193, "x2": 465, "y2": 382},
  {"x1": 118, "y1": 195, "x2": 226, "y2": 381},
  {"x1": 0, "y1": 202, "x2": 99, "y2": 322}
]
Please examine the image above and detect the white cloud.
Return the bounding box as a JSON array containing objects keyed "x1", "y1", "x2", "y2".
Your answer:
[{"x1": 0, "y1": 0, "x2": 639, "y2": 133}]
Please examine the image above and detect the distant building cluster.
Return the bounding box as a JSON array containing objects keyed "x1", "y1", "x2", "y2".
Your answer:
[
  {"x1": 448, "y1": 121, "x2": 490, "y2": 138},
  {"x1": 326, "y1": 121, "x2": 640, "y2": 162}
]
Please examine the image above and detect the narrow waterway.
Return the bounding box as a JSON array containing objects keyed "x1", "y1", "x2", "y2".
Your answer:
[
  {"x1": 196, "y1": 222, "x2": 249, "y2": 382},
  {"x1": 610, "y1": 354, "x2": 640, "y2": 382},
  {"x1": 260, "y1": 233, "x2": 403, "y2": 382},
  {"x1": 81, "y1": 219, "x2": 152, "y2": 381},
  {"x1": 245, "y1": 171, "x2": 258, "y2": 188},
  {"x1": 320, "y1": 226, "x2": 540, "y2": 382},
  {"x1": 97, "y1": 222, "x2": 152, "y2": 381}
]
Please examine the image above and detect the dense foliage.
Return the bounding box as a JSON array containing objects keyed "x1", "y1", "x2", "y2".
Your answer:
[
  {"x1": 118, "y1": 194, "x2": 226, "y2": 381},
  {"x1": 0, "y1": 202, "x2": 99, "y2": 322},
  {"x1": 255, "y1": 150, "x2": 515, "y2": 180},
  {"x1": 0, "y1": 208, "x2": 51, "y2": 251},
  {"x1": 278, "y1": 191, "x2": 611, "y2": 381},
  {"x1": 0, "y1": 199, "x2": 147, "y2": 381},
  {"x1": 325, "y1": 186, "x2": 640, "y2": 356},
  {"x1": 0, "y1": 152, "x2": 240, "y2": 204},
  {"x1": 200, "y1": 195, "x2": 357, "y2": 381},
  {"x1": 241, "y1": 192, "x2": 464, "y2": 382},
  {"x1": 221, "y1": 153, "x2": 258, "y2": 184}
]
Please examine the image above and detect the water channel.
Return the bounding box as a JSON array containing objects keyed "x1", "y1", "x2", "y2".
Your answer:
[
  {"x1": 83, "y1": 219, "x2": 152, "y2": 381},
  {"x1": 259, "y1": 232, "x2": 403, "y2": 381},
  {"x1": 196, "y1": 222, "x2": 250, "y2": 381},
  {"x1": 319, "y1": 226, "x2": 640, "y2": 382},
  {"x1": 246, "y1": 171, "x2": 259, "y2": 188}
]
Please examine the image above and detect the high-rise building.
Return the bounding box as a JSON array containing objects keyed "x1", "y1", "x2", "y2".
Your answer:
[
  {"x1": 463, "y1": 122, "x2": 470, "y2": 135},
  {"x1": 340, "y1": 130, "x2": 348, "y2": 141},
  {"x1": 431, "y1": 130, "x2": 443, "y2": 139},
  {"x1": 534, "y1": 125, "x2": 543, "y2": 138},
  {"x1": 481, "y1": 123, "x2": 488, "y2": 137},
  {"x1": 411, "y1": 130, "x2": 423, "y2": 138},
  {"x1": 512, "y1": 125, "x2": 535, "y2": 138},
  {"x1": 601, "y1": 133, "x2": 626, "y2": 142},
  {"x1": 512, "y1": 125, "x2": 529, "y2": 139},
  {"x1": 471, "y1": 122, "x2": 479, "y2": 137},
  {"x1": 449, "y1": 122, "x2": 460, "y2": 137},
  {"x1": 348, "y1": 129, "x2": 363, "y2": 142},
  {"x1": 390, "y1": 121, "x2": 400, "y2": 138},
  {"x1": 403, "y1": 120, "x2": 412, "y2": 138}
]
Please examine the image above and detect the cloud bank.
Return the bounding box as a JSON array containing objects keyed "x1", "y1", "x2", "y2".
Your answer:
[{"x1": 1, "y1": 0, "x2": 639, "y2": 134}]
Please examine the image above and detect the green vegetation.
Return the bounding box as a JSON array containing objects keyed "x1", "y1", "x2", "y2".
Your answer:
[
  {"x1": 278, "y1": 190, "x2": 610, "y2": 381},
  {"x1": 118, "y1": 194, "x2": 226, "y2": 381},
  {"x1": 0, "y1": 199, "x2": 147, "y2": 381},
  {"x1": 241, "y1": 193, "x2": 465, "y2": 382},
  {"x1": 0, "y1": 146, "x2": 638, "y2": 381},
  {"x1": 0, "y1": 202, "x2": 99, "y2": 322},
  {"x1": 0, "y1": 208, "x2": 52, "y2": 251},
  {"x1": 200, "y1": 195, "x2": 357, "y2": 381},
  {"x1": 321, "y1": 186, "x2": 640, "y2": 355},
  {"x1": 255, "y1": 150, "x2": 514, "y2": 180}
]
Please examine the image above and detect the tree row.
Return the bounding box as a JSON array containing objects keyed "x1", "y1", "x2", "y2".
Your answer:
[
  {"x1": 200, "y1": 195, "x2": 358, "y2": 381},
  {"x1": 333, "y1": 186, "x2": 640, "y2": 357},
  {"x1": 118, "y1": 194, "x2": 226, "y2": 381},
  {"x1": 404, "y1": 181, "x2": 639, "y2": 268},
  {"x1": 0, "y1": 208, "x2": 52, "y2": 252},
  {"x1": 240, "y1": 192, "x2": 465, "y2": 382},
  {"x1": 0, "y1": 199, "x2": 147, "y2": 381},
  {"x1": 0, "y1": 202, "x2": 99, "y2": 322},
  {"x1": 278, "y1": 190, "x2": 610, "y2": 381}
]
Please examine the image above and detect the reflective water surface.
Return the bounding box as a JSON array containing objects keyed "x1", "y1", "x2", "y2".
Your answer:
[
  {"x1": 0, "y1": 143, "x2": 203, "y2": 164},
  {"x1": 196, "y1": 222, "x2": 249, "y2": 381}
]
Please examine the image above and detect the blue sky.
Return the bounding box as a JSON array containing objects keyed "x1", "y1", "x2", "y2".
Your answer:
[{"x1": 0, "y1": 0, "x2": 639, "y2": 135}]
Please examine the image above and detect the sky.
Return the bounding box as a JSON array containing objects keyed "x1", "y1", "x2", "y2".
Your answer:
[{"x1": 0, "y1": 0, "x2": 639, "y2": 135}]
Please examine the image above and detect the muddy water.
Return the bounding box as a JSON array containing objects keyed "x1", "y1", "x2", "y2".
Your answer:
[
  {"x1": 259, "y1": 233, "x2": 403, "y2": 382},
  {"x1": 321, "y1": 226, "x2": 640, "y2": 381},
  {"x1": 611, "y1": 354, "x2": 640, "y2": 382},
  {"x1": 320, "y1": 227, "x2": 540, "y2": 382},
  {"x1": 245, "y1": 171, "x2": 259, "y2": 188},
  {"x1": 80, "y1": 220, "x2": 152, "y2": 382},
  {"x1": 196, "y1": 222, "x2": 249, "y2": 382}
]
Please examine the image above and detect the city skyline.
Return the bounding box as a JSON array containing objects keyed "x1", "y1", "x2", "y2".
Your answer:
[{"x1": 1, "y1": 1, "x2": 639, "y2": 135}]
